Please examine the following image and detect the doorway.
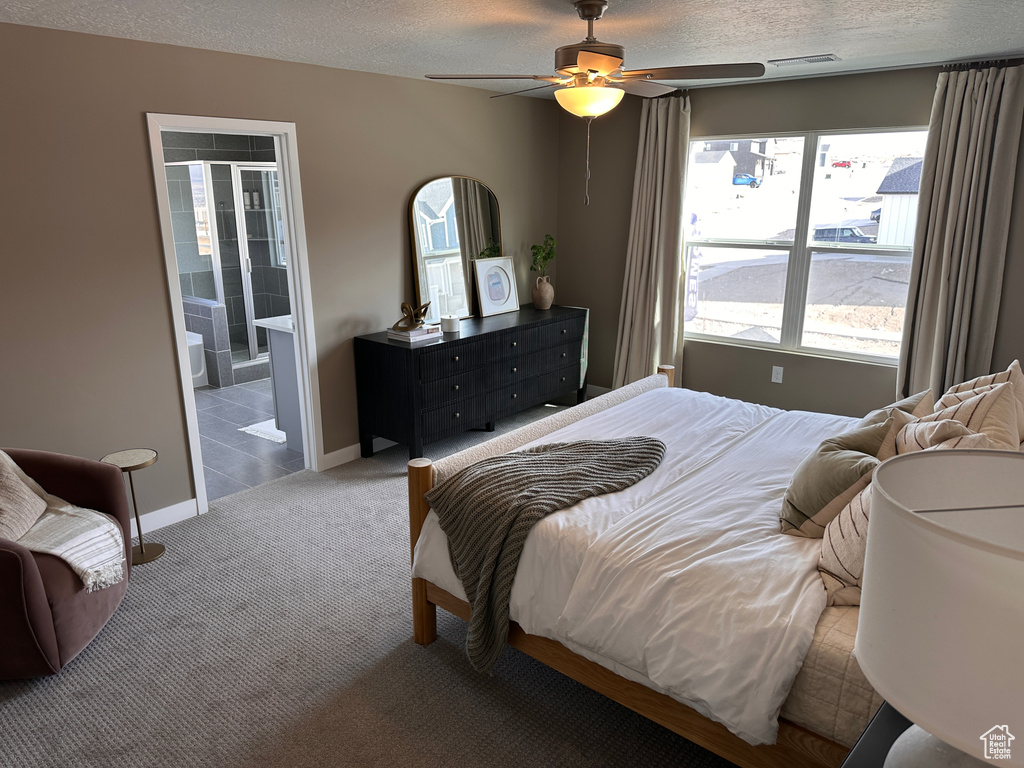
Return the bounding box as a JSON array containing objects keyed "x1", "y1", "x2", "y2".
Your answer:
[{"x1": 147, "y1": 115, "x2": 322, "y2": 512}]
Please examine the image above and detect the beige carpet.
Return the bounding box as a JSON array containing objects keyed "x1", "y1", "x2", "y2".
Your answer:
[{"x1": 0, "y1": 405, "x2": 738, "y2": 768}]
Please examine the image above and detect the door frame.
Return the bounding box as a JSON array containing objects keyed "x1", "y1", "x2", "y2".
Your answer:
[{"x1": 146, "y1": 114, "x2": 323, "y2": 513}]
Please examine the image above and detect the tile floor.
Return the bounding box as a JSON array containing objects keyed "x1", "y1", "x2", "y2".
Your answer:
[{"x1": 194, "y1": 378, "x2": 305, "y2": 501}]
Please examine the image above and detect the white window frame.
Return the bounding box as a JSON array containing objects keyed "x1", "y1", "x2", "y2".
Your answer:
[{"x1": 683, "y1": 127, "x2": 928, "y2": 366}]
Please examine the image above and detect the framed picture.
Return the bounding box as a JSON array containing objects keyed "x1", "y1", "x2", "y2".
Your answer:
[{"x1": 474, "y1": 257, "x2": 520, "y2": 317}]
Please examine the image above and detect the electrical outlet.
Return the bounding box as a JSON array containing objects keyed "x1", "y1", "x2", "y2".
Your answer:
[{"x1": 771, "y1": 366, "x2": 784, "y2": 384}]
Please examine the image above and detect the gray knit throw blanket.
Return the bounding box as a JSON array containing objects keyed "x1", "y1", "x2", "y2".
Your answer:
[{"x1": 425, "y1": 437, "x2": 666, "y2": 673}]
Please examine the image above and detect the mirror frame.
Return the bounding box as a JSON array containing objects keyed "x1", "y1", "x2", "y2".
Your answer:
[{"x1": 408, "y1": 176, "x2": 501, "y2": 322}]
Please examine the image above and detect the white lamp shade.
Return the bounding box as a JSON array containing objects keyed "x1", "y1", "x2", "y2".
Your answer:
[
  {"x1": 554, "y1": 85, "x2": 624, "y2": 118},
  {"x1": 857, "y1": 450, "x2": 1024, "y2": 764}
]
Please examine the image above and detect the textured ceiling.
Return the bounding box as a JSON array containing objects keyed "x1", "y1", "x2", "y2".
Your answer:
[{"x1": 3, "y1": 0, "x2": 1024, "y2": 95}]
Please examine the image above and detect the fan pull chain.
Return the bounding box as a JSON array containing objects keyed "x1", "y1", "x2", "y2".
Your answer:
[{"x1": 584, "y1": 116, "x2": 594, "y2": 206}]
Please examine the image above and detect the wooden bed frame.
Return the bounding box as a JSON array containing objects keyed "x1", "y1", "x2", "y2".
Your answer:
[{"x1": 407, "y1": 366, "x2": 850, "y2": 768}]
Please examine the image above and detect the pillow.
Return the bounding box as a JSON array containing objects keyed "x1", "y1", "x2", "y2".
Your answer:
[
  {"x1": 818, "y1": 419, "x2": 992, "y2": 605},
  {"x1": 941, "y1": 360, "x2": 1024, "y2": 441},
  {"x1": 0, "y1": 451, "x2": 47, "y2": 541},
  {"x1": 922, "y1": 381, "x2": 1019, "y2": 450},
  {"x1": 858, "y1": 389, "x2": 934, "y2": 428},
  {"x1": 780, "y1": 417, "x2": 895, "y2": 538}
]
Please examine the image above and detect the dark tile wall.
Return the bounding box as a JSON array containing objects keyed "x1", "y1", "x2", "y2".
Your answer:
[
  {"x1": 162, "y1": 132, "x2": 276, "y2": 164},
  {"x1": 166, "y1": 165, "x2": 216, "y2": 300}
]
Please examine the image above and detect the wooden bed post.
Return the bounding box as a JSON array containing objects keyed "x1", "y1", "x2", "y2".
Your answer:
[
  {"x1": 657, "y1": 364, "x2": 675, "y2": 388},
  {"x1": 408, "y1": 457, "x2": 437, "y2": 645}
]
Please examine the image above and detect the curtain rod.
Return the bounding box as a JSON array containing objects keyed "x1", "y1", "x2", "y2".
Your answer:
[{"x1": 944, "y1": 58, "x2": 1024, "y2": 71}]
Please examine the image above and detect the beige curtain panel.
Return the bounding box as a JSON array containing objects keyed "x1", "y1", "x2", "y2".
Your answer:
[
  {"x1": 898, "y1": 63, "x2": 1024, "y2": 397},
  {"x1": 612, "y1": 94, "x2": 690, "y2": 388}
]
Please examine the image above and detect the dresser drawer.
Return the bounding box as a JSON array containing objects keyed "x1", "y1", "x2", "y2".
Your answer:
[
  {"x1": 487, "y1": 379, "x2": 542, "y2": 419},
  {"x1": 421, "y1": 369, "x2": 486, "y2": 406},
  {"x1": 540, "y1": 363, "x2": 581, "y2": 397},
  {"x1": 422, "y1": 395, "x2": 486, "y2": 440},
  {"x1": 540, "y1": 341, "x2": 581, "y2": 372},
  {"x1": 419, "y1": 340, "x2": 486, "y2": 382},
  {"x1": 486, "y1": 326, "x2": 541, "y2": 360},
  {"x1": 485, "y1": 356, "x2": 537, "y2": 389},
  {"x1": 538, "y1": 316, "x2": 585, "y2": 348}
]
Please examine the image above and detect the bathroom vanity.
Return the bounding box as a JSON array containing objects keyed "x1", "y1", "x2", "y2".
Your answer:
[{"x1": 253, "y1": 315, "x2": 302, "y2": 452}]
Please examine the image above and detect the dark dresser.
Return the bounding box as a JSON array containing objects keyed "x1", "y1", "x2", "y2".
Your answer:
[{"x1": 355, "y1": 305, "x2": 588, "y2": 458}]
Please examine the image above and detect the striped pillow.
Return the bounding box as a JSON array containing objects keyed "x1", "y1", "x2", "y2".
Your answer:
[
  {"x1": 940, "y1": 360, "x2": 1024, "y2": 441},
  {"x1": 924, "y1": 381, "x2": 1019, "y2": 450},
  {"x1": 818, "y1": 421, "x2": 992, "y2": 605}
]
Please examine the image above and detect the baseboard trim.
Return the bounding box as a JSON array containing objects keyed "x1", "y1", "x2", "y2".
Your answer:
[
  {"x1": 320, "y1": 437, "x2": 397, "y2": 471},
  {"x1": 133, "y1": 498, "x2": 199, "y2": 537}
]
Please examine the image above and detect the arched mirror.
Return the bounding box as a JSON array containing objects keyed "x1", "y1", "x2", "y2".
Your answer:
[{"x1": 409, "y1": 176, "x2": 501, "y2": 324}]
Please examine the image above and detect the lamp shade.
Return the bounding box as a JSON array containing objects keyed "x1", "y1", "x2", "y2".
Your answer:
[
  {"x1": 857, "y1": 450, "x2": 1024, "y2": 764},
  {"x1": 554, "y1": 85, "x2": 624, "y2": 118}
]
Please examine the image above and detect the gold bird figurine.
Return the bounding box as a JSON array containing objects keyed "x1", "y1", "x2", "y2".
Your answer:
[{"x1": 392, "y1": 301, "x2": 431, "y2": 331}]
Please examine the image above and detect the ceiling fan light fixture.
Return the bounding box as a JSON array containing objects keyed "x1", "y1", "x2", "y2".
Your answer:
[{"x1": 554, "y1": 84, "x2": 624, "y2": 118}]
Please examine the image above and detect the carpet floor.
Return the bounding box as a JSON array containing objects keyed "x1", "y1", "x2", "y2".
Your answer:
[{"x1": 1, "y1": 405, "x2": 739, "y2": 768}]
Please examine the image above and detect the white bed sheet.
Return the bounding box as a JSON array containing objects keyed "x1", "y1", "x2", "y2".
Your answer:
[{"x1": 412, "y1": 387, "x2": 857, "y2": 745}]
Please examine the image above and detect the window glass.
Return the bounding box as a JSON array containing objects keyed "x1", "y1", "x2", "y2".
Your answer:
[
  {"x1": 685, "y1": 246, "x2": 789, "y2": 343},
  {"x1": 684, "y1": 137, "x2": 805, "y2": 241},
  {"x1": 683, "y1": 129, "x2": 928, "y2": 362},
  {"x1": 802, "y1": 251, "x2": 911, "y2": 358},
  {"x1": 808, "y1": 131, "x2": 928, "y2": 248}
]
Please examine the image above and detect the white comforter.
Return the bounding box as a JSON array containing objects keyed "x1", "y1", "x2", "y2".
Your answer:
[{"x1": 412, "y1": 388, "x2": 856, "y2": 745}]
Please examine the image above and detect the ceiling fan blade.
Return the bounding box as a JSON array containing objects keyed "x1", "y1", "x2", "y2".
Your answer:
[
  {"x1": 621, "y1": 62, "x2": 767, "y2": 81},
  {"x1": 426, "y1": 74, "x2": 553, "y2": 81},
  {"x1": 490, "y1": 83, "x2": 559, "y2": 98},
  {"x1": 615, "y1": 80, "x2": 677, "y2": 98},
  {"x1": 577, "y1": 50, "x2": 623, "y2": 76}
]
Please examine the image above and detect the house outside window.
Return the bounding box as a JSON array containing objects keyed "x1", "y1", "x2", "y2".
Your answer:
[{"x1": 682, "y1": 129, "x2": 928, "y2": 362}]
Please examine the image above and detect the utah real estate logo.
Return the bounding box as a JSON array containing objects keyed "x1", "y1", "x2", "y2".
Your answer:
[{"x1": 980, "y1": 725, "x2": 1015, "y2": 761}]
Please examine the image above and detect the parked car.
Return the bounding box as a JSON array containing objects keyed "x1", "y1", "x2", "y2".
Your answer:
[
  {"x1": 871, "y1": 207, "x2": 881, "y2": 222},
  {"x1": 732, "y1": 173, "x2": 762, "y2": 188},
  {"x1": 831, "y1": 160, "x2": 852, "y2": 168},
  {"x1": 812, "y1": 225, "x2": 877, "y2": 244}
]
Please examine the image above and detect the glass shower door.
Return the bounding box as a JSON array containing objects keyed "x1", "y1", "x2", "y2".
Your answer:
[{"x1": 235, "y1": 166, "x2": 290, "y2": 360}]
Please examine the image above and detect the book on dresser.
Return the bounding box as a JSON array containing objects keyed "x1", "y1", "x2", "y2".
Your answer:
[
  {"x1": 355, "y1": 305, "x2": 589, "y2": 459},
  {"x1": 387, "y1": 325, "x2": 442, "y2": 344}
]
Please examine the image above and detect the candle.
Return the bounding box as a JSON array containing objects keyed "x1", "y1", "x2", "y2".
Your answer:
[{"x1": 440, "y1": 315, "x2": 460, "y2": 333}]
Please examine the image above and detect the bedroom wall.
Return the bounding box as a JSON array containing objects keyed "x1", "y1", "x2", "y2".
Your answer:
[
  {"x1": 0, "y1": 22, "x2": 559, "y2": 513},
  {"x1": 558, "y1": 66, "x2": 1024, "y2": 417}
]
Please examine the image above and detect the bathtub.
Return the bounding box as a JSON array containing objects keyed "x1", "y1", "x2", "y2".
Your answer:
[{"x1": 185, "y1": 331, "x2": 208, "y2": 388}]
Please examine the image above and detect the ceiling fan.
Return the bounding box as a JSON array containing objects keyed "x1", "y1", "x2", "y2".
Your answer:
[{"x1": 426, "y1": 0, "x2": 766, "y2": 118}]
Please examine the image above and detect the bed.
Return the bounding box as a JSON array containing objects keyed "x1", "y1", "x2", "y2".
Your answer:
[{"x1": 406, "y1": 366, "x2": 885, "y2": 768}]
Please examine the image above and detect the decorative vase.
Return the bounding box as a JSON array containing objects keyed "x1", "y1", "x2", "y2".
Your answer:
[{"x1": 532, "y1": 275, "x2": 554, "y2": 310}]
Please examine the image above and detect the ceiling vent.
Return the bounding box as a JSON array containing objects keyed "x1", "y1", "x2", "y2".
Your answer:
[{"x1": 768, "y1": 53, "x2": 842, "y2": 67}]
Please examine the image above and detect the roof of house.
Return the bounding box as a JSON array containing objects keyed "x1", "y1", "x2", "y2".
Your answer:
[{"x1": 877, "y1": 157, "x2": 924, "y2": 194}]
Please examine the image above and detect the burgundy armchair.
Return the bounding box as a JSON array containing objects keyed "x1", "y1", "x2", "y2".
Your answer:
[{"x1": 0, "y1": 448, "x2": 132, "y2": 679}]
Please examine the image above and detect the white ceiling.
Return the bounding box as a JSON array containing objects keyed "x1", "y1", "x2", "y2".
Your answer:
[{"x1": 3, "y1": 0, "x2": 1024, "y2": 96}]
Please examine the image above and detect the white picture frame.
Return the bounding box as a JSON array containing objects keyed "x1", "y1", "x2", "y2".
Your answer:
[{"x1": 474, "y1": 257, "x2": 519, "y2": 317}]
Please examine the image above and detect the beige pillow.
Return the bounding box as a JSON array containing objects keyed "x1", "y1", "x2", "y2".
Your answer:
[
  {"x1": 922, "y1": 381, "x2": 1019, "y2": 450},
  {"x1": 819, "y1": 420, "x2": 992, "y2": 605},
  {"x1": 858, "y1": 389, "x2": 934, "y2": 428},
  {"x1": 0, "y1": 451, "x2": 47, "y2": 541},
  {"x1": 941, "y1": 360, "x2": 1024, "y2": 441},
  {"x1": 780, "y1": 417, "x2": 895, "y2": 538}
]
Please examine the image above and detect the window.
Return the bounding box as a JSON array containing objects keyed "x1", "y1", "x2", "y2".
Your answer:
[{"x1": 682, "y1": 130, "x2": 928, "y2": 361}]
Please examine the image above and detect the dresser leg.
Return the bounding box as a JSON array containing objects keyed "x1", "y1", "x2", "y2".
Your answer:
[
  {"x1": 485, "y1": 421, "x2": 495, "y2": 432},
  {"x1": 360, "y1": 432, "x2": 374, "y2": 458},
  {"x1": 409, "y1": 439, "x2": 423, "y2": 460}
]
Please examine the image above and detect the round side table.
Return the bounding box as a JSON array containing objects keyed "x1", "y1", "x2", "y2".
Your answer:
[{"x1": 100, "y1": 448, "x2": 165, "y2": 565}]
